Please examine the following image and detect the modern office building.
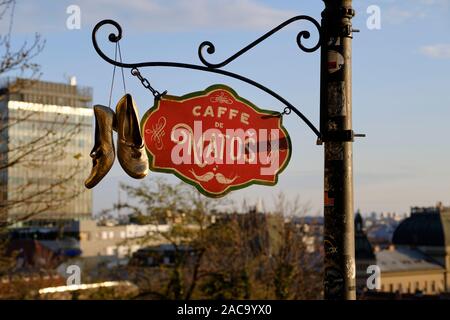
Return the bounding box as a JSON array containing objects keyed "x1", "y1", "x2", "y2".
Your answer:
[{"x1": 0, "y1": 77, "x2": 93, "y2": 223}]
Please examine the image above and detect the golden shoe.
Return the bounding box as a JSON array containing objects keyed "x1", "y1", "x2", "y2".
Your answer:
[
  {"x1": 115, "y1": 94, "x2": 149, "y2": 179},
  {"x1": 85, "y1": 105, "x2": 116, "y2": 189}
]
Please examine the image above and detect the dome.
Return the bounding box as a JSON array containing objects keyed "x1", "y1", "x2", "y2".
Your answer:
[{"x1": 392, "y1": 208, "x2": 450, "y2": 246}]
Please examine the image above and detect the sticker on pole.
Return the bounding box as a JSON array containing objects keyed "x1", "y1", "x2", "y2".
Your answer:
[
  {"x1": 141, "y1": 84, "x2": 292, "y2": 198},
  {"x1": 328, "y1": 50, "x2": 344, "y2": 73}
]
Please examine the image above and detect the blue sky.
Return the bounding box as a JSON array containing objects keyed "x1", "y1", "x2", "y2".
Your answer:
[{"x1": 2, "y1": 0, "x2": 450, "y2": 216}]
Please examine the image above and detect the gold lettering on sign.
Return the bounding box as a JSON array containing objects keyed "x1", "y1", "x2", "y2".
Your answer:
[{"x1": 191, "y1": 105, "x2": 251, "y2": 125}]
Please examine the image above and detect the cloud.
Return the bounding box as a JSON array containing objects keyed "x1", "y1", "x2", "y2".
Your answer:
[
  {"x1": 2, "y1": 0, "x2": 297, "y2": 34},
  {"x1": 85, "y1": 0, "x2": 297, "y2": 32},
  {"x1": 382, "y1": 0, "x2": 449, "y2": 24},
  {"x1": 420, "y1": 44, "x2": 450, "y2": 59},
  {"x1": 418, "y1": 0, "x2": 450, "y2": 5},
  {"x1": 384, "y1": 6, "x2": 422, "y2": 24}
]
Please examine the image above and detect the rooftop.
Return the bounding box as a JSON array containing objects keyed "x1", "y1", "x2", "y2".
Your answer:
[
  {"x1": 392, "y1": 206, "x2": 450, "y2": 247},
  {"x1": 375, "y1": 247, "x2": 443, "y2": 273},
  {"x1": 0, "y1": 77, "x2": 92, "y2": 108}
]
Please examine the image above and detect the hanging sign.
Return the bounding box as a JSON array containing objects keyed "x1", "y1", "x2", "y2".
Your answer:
[{"x1": 141, "y1": 84, "x2": 291, "y2": 198}]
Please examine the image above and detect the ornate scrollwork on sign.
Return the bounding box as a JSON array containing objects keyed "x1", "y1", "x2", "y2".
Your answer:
[
  {"x1": 198, "y1": 15, "x2": 321, "y2": 69},
  {"x1": 92, "y1": 17, "x2": 323, "y2": 140}
]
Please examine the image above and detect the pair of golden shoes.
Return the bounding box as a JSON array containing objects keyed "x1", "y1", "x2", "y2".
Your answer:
[{"x1": 85, "y1": 94, "x2": 148, "y2": 189}]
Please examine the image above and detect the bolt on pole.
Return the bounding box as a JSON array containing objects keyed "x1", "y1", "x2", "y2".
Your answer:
[{"x1": 320, "y1": 0, "x2": 356, "y2": 300}]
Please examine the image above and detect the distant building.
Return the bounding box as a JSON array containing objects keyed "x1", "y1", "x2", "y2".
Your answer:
[
  {"x1": 78, "y1": 220, "x2": 169, "y2": 259},
  {"x1": 362, "y1": 210, "x2": 402, "y2": 248},
  {"x1": 291, "y1": 216, "x2": 323, "y2": 253},
  {"x1": 0, "y1": 78, "x2": 93, "y2": 222},
  {"x1": 9, "y1": 219, "x2": 170, "y2": 267},
  {"x1": 375, "y1": 245, "x2": 445, "y2": 294},
  {"x1": 0, "y1": 271, "x2": 65, "y2": 299},
  {"x1": 356, "y1": 205, "x2": 450, "y2": 297},
  {"x1": 354, "y1": 212, "x2": 376, "y2": 293},
  {"x1": 129, "y1": 244, "x2": 196, "y2": 267}
]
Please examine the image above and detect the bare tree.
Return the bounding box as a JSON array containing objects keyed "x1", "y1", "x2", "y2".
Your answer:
[
  {"x1": 199, "y1": 194, "x2": 323, "y2": 300},
  {"x1": 0, "y1": 0, "x2": 89, "y2": 279},
  {"x1": 0, "y1": 106, "x2": 85, "y2": 225},
  {"x1": 104, "y1": 178, "x2": 323, "y2": 300},
  {"x1": 0, "y1": 0, "x2": 44, "y2": 80},
  {"x1": 102, "y1": 178, "x2": 226, "y2": 300}
]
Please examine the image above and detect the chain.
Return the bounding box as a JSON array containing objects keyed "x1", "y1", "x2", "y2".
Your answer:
[{"x1": 131, "y1": 68, "x2": 167, "y2": 100}]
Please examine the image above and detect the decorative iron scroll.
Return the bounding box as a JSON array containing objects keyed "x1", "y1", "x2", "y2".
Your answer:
[
  {"x1": 198, "y1": 15, "x2": 321, "y2": 69},
  {"x1": 92, "y1": 17, "x2": 322, "y2": 139}
]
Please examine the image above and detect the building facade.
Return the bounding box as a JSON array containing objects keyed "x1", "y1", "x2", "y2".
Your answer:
[
  {"x1": 0, "y1": 78, "x2": 93, "y2": 222},
  {"x1": 356, "y1": 205, "x2": 450, "y2": 297},
  {"x1": 9, "y1": 219, "x2": 170, "y2": 270},
  {"x1": 78, "y1": 219, "x2": 169, "y2": 258},
  {"x1": 375, "y1": 246, "x2": 446, "y2": 294}
]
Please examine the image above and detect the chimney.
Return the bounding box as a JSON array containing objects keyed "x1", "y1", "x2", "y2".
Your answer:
[{"x1": 69, "y1": 76, "x2": 77, "y2": 86}]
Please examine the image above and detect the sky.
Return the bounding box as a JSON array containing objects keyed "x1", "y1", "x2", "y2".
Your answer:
[{"x1": 1, "y1": 0, "x2": 450, "y2": 216}]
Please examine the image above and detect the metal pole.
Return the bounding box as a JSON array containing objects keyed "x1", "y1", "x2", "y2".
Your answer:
[{"x1": 321, "y1": 0, "x2": 356, "y2": 300}]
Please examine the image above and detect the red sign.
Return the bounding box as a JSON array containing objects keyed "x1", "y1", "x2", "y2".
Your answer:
[{"x1": 141, "y1": 84, "x2": 291, "y2": 198}]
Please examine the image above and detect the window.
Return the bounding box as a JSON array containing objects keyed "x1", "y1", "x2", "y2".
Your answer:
[
  {"x1": 117, "y1": 246, "x2": 128, "y2": 258},
  {"x1": 120, "y1": 231, "x2": 126, "y2": 239},
  {"x1": 131, "y1": 245, "x2": 140, "y2": 253},
  {"x1": 389, "y1": 284, "x2": 394, "y2": 292},
  {"x1": 80, "y1": 232, "x2": 90, "y2": 241},
  {"x1": 101, "y1": 231, "x2": 108, "y2": 240},
  {"x1": 109, "y1": 231, "x2": 114, "y2": 239},
  {"x1": 432, "y1": 281, "x2": 436, "y2": 293}
]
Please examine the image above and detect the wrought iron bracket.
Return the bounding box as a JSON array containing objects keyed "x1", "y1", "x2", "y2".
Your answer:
[
  {"x1": 321, "y1": 130, "x2": 354, "y2": 142},
  {"x1": 92, "y1": 17, "x2": 323, "y2": 141},
  {"x1": 320, "y1": 130, "x2": 366, "y2": 143}
]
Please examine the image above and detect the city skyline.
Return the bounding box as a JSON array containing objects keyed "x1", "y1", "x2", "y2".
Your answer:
[{"x1": 1, "y1": 0, "x2": 449, "y2": 215}]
